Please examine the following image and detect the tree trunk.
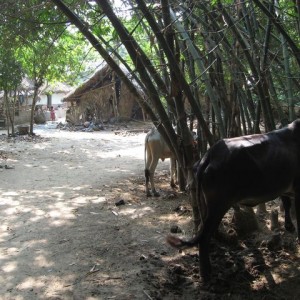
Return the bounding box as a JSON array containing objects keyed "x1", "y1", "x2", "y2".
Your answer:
[
  {"x1": 3, "y1": 91, "x2": 10, "y2": 136},
  {"x1": 281, "y1": 34, "x2": 295, "y2": 121},
  {"x1": 29, "y1": 81, "x2": 43, "y2": 135}
]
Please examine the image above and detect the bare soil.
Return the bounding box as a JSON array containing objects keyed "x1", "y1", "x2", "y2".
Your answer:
[{"x1": 1, "y1": 121, "x2": 300, "y2": 300}]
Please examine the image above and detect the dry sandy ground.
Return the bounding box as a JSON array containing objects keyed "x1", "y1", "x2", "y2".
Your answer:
[
  {"x1": 0, "y1": 121, "x2": 191, "y2": 300},
  {"x1": 1, "y1": 121, "x2": 300, "y2": 300}
]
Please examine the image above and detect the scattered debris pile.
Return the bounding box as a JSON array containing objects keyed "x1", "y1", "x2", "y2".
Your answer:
[{"x1": 57, "y1": 121, "x2": 105, "y2": 132}]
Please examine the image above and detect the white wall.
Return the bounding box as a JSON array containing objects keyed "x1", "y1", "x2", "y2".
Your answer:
[
  {"x1": 27, "y1": 92, "x2": 68, "y2": 107},
  {"x1": 37, "y1": 93, "x2": 66, "y2": 106}
]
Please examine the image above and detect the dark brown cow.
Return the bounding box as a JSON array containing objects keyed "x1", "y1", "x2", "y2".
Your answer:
[{"x1": 167, "y1": 119, "x2": 300, "y2": 282}]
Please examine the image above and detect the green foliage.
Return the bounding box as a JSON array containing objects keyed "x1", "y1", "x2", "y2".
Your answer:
[
  {"x1": 0, "y1": 0, "x2": 100, "y2": 88},
  {"x1": 0, "y1": 49, "x2": 23, "y2": 92}
]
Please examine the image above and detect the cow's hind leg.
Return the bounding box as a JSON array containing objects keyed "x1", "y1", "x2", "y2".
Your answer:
[
  {"x1": 282, "y1": 195, "x2": 295, "y2": 232},
  {"x1": 198, "y1": 196, "x2": 231, "y2": 282},
  {"x1": 145, "y1": 169, "x2": 152, "y2": 197},
  {"x1": 145, "y1": 146, "x2": 153, "y2": 197},
  {"x1": 198, "y1": 214, "x2": 229, "y2": 282},
  {"x1": 170, "y1": 157, "x2": 176, "y2": 188},
  {"x1": 149, "y1": 158, "x2": 160, "y2": 197}
]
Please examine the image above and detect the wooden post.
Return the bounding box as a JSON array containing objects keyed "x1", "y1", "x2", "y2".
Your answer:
[{"x1": 112, "y1": 72, "x2": 119, "y2": 118}]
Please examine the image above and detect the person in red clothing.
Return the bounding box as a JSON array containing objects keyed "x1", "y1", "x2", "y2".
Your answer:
[{"x1": 50, "y1": 106, "x2": 56, "y2": 121}]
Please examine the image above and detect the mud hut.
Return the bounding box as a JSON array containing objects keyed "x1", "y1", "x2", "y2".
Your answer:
[{"x1": 63, "y1": 65, "x2": 143, "y2": 124}]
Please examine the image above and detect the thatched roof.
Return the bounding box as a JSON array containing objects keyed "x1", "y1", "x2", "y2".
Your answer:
[
  {"x1": 43, "y1": 82, "x2": 72, "y2": 94},
  {"x1": 63, "y1": 65, "x2": 113, "y2": 102},
  {"x1": 15, "y1": 78, "x2": 71, "y2": 94},
  {"x1": 0, "y1": 79, "x2": 71, "y2": 100}
]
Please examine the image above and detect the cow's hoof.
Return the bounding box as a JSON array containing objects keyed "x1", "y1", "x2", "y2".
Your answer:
[
  {"x1": 199, "y1": 274, "x2": 211, "y2": 287},
  {"x1": 285, "y1": 222, "x2": 295, "y2": 233}
]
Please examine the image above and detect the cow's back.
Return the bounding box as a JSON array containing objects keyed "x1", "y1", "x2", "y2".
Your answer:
[{"x1": 145, "y1": 128, "x2": 173, "y2": 161}]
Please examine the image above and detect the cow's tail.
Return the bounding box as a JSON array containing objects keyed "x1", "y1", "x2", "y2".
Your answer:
[{"x1": 167, "y1": 152, "x2": 211, "y2": 250}]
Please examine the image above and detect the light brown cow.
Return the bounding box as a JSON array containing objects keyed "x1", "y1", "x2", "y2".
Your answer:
[{"x1": 144, "y1": 128, "x2": 176, "y2": 197}]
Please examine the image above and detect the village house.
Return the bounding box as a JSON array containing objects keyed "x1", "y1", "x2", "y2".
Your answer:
[{"x1": 63, "y1": 64, "x2": 144, "y2": 125}]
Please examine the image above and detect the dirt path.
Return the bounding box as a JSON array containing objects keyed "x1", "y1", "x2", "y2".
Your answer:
[
  {"x1": 1, "y1": 122, "x2": 300, "y2": 300},
  {"x1": 0, "y1": 122, "x2": 190, "y2": 300}
]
